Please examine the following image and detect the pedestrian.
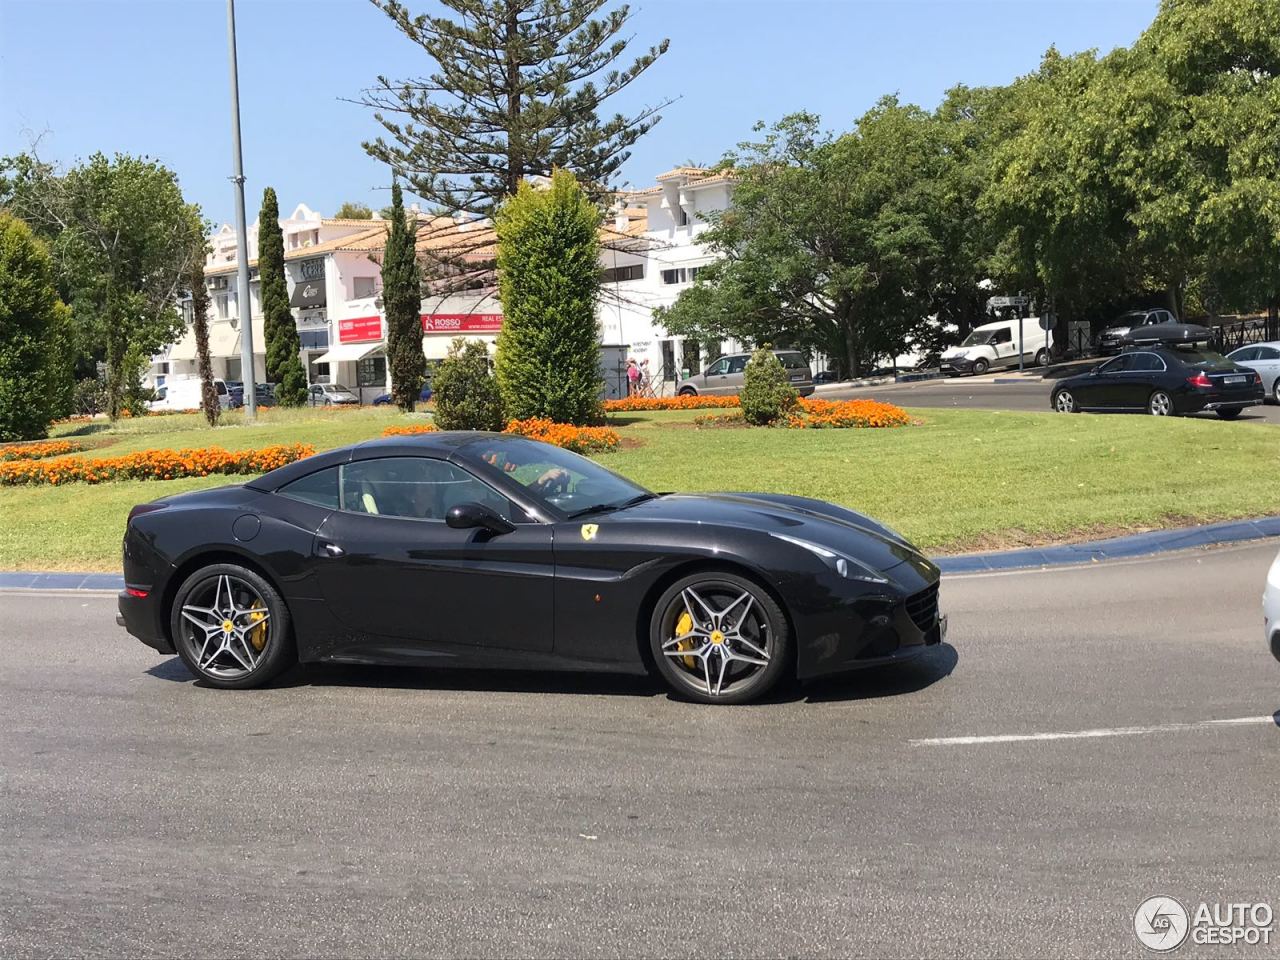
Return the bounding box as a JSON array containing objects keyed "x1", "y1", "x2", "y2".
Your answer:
[{"x1": 626, "y1": 358, "x2": 640, "y2": 396}]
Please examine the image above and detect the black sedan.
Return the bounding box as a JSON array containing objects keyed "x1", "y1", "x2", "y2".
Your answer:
[
  {"x1": 117, "y1": 434, "x2": 944, "y2": 704},
  {"x1": 1050, "y1": 346, "x2": 1264, "y2": 418}
]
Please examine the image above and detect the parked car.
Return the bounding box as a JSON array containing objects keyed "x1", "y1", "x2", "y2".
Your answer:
[
  {"x1": 1050, "y1": 336, "x2": 1264, "y2": 418},
  {"x1": 1265, "y1": 547, "x2": 1280, "y2": 664},
  {"x1": 940, "y1": 318, "x2": 1049, "y2": 376},
  {"x1": 1225, "y1": 342, "x2": 1280, "y2": 404},
  {"x1": 148, "y1": 377, "x2": 232, "y2": 411},
  {"x1": 813, "y1": 370, "x2": 842, "y2": 385},
  {"x1": 252, "y1": 383, "x2": 278, "y2": 407},
  {"x1": 1095, "y1": 308, "x2": 1177, "y2": 355},
  {"x1": 676, "y1": 350, "x2": 815, "y2": 397},
  {"x1": 308, "y1": 383, "x2": 359, "y2": 406},
  {"x1": 224, "y1": 381, "x2": 244, "y2": 409},
  {"x1": 116, "y1": 433, "x2": 944, "y2": 704},
  {"x1": 372, "y1": 384, "x2": 433, "y2": 405}
]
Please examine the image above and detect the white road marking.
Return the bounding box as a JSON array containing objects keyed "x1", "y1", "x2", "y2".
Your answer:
[{"x1": 911, "y1": 715, "x2": 1277, "y2": 747}]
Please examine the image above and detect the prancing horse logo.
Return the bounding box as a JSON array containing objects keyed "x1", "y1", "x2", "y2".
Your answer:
[{"x1": 580, "y1": 524, "x2": 599, "y2": 542}]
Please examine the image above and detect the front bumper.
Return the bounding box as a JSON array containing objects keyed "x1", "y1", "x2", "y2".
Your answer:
[{"x1": 940, "y1": 357, "x2": 974, "y2": 375}]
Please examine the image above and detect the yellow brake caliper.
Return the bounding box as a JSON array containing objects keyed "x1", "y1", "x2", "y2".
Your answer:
[
  {"x1": 674, "y1": 611, "x2": 697, "y2": 669},
  {"x1": 248, "y1": 610, "x2": 268, "y2": 652}
]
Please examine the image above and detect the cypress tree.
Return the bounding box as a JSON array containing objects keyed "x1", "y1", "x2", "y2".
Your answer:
[
  {"x1": 494, "y1": 170, "x2": 602, "y2": 425},
  {"x1": 381, "y1": 181, "x2": 426, "y2": 412},
  {"x1": 187, "y1": 254, "x2": 220, "y2": 427},
  {"x1": 257, "y1": 187, "x2": 308, "y2": 405}
]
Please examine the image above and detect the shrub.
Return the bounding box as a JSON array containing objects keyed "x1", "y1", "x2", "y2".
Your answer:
[
  {"x1": 0, "y1": 443, "x2": 314, "y2": 486},
  {"x1": 494, "y1": 170, "x2": 603, "y2": 425},
  {"x1": 432, "y1": 338, "x2": 505, "y2": 431},
  {"x1": 740, "y1": 348, "x2": 798, "y2": 425},
  {"x1": 503, "y1": 418, "x2": 620, "y2": 454}
]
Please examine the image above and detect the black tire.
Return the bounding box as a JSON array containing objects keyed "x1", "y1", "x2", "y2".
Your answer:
[
  {"x1": 1034, "y1": 348, "x2": 1049, "y2": 367},
  {"x1": 1217, "y1": 407, "x2": 1242, "y2": 420},
  {"x1": 1273, "y1": 379, "x2": 1280, "y2": 405},
  {"x1": 169, "y1": 563, "x2": 295, "y2": 689},
  {"x1": 1148, "y1": 390, "x2": 1174, "y2": 416},
  {"x1": 1053, "y1": 389, "x2": 1077, "y2": 414},
  {"x1": 971, "y1": 358, "x2": 990, "y2": 376},
  {"x1": 649, "y1": 571, "x2": 791, "y2": 705},
  {"x1": 678, "y1": 387, "x2": 697, "y2": 397}
]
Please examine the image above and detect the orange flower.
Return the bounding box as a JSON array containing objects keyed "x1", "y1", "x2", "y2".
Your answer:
[
  {"x1": 0, "y1": 443, "x2": 315, "y2": 487},
  {"x1": 786, "y1": 397, "x2": 911, "y2": 429},
  {"x1": 0, "y1": 439, "x2": 85, "y2": 462},
  {"x1": 502, "y1": 418, "x2": 620, "y2": 453},
  {"x1": 603, "y1": 395, "x2": 740, "y2": 412},
  {"x1": 381, "y1": 424, "x2": 439, "y2": 436}
]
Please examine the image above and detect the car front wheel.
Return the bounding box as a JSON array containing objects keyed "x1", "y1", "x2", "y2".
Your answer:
[
  {"x1": 1273, "y1": 379, "x2": 1280, "y2": 405},
  {"x1": 170, "y1": 563, "x2": 295, "y2": 689},
  {"x1": 649, "y1": 572, "x2": 790, "y2": 705},
  {"x1": 971, "y1": 358, "x2": 989, "y2": 376},
  {"x1": 1148, "y1": 390, "x2": 1174, "y2": 416},
  {"x1": 1054, "y1": 389, "x2": 1077, "y2": 413}
]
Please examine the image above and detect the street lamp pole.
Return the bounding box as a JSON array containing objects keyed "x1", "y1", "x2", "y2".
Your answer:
[{"x1": 226, "y1": 0, "x2": 257, "y2": 418}]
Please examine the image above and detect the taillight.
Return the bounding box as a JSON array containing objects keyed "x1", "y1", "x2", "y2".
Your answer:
[
  {"x1": 1187, "y1": 372, "x2": 1213, "y2": 388},
  {"x1": 1254, "y1": 372, "x2": 1263, "y2": 385},
  {"x1": 127, "y1": 503, "x2": 167, "y2": 525},
  {"x1": 125, "y1": 587, "x2": 149, "y2": 598}
]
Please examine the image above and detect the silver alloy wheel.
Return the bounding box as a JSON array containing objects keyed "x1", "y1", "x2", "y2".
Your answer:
[
  {"x1": 1035, "y1": 348, "x2": 1049, "y2": 367},
  {"x1": 1148, "y1": 391, "x2": 1173, "y2": 416},
  {"x1": 178, "y1": 573, "x2": 272, "y2": 679},
  {"x1": 660, "y1": 583, "x2": 771, "y2": 698},
  {"x1": 1054, "y1": 390, "x2": 1076, "y2": 413},
  {"x1": 1274, "y1": 379, "x2": 1280, "y2": 404}
]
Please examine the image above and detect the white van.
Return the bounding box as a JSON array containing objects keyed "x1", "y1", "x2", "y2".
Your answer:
[
  {"x1": 148, "y1": 376, "x2": 231, "y2": 411},
  {"x1": 940, "y1": 318, "x2": 1050, "y2": 376}
]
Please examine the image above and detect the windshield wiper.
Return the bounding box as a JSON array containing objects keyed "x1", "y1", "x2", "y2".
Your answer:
[{"x1": 566, "y1": 493, "x2": 656, "y2": 519}]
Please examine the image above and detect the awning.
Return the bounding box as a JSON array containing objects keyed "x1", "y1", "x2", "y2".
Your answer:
[
  {"x1": 167, "y1": 330, "x2": 198, "y2": 361},
  {"x1": 289, "y1": 278, "x2": 326, "y2": 308},
  {"x1": 313, "y1": 341, "x2": 383, "y2": 365}
]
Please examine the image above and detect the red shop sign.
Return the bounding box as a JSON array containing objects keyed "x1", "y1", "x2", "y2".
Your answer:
[
  {"x1": 421, "y1": 313, "x2": 503, "y2": 333},
  {"x1": 339, "y1": 315, "x2": 382, "y2": 343}
]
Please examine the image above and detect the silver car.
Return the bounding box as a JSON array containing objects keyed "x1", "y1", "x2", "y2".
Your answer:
[
  {"x1": 1225, "y1": 342, "x2": 1280, "y2": 404},
  {"x1": 676, "y1": 350, "x2": 816, "y2": 397}
]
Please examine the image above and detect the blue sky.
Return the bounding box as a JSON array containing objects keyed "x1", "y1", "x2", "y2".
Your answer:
[{"x1": 1, "y1": 0, "x2": 1159, "y2": 227}]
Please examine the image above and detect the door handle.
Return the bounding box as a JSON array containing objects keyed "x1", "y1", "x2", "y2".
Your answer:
[{"x1": 320, "y1": 542, "x2": 345, "y2": 558}]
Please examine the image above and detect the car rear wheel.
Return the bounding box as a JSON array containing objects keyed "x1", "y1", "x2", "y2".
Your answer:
[
  {"x1": 1273, "y1": 379, "x2": 1280, "y2": 404},
  {"x1": 971, "y1": 358, "x2": 989, "y2": 376},
  {"x1": 170, "y1": 563, "x2": 295, "y2": 689},
  {"x1": 649, "y1": 572, "x2": 790, "y2": 705},
  {"x1": 1053, "y1": 389, "x2": 1077, "y2": 413},
  {"x1": 1034, "y1": 348, "x2": 1049, "y2": 367},
  {"x1": 1148, "y1": 390, "x2": 1174, "y2": 416},
  {"x1": 678, "y1": 387, "x2": 697, "y2": 397},
  {"x1": 1217, "y1": 407, "x2": 1242, "y2": 420}
]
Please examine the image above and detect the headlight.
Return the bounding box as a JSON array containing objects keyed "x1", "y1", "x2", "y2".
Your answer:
[{"x1": 770, "y1": 533, "x2": 888, "y2": 584}]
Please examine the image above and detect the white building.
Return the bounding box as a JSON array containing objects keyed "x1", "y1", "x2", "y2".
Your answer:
[{"x1": 151, "y1": 166, "x2": 739, "y2": 401}]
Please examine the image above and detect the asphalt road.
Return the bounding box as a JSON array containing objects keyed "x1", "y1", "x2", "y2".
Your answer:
[
  {"x1": 3, "y1": 543, "x2": 1278, "y2": 959},
  {"x1": 824, "y1": 376, "x2": 1280, "y2": 424}
]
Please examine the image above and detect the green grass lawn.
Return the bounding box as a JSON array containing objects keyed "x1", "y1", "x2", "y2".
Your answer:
[{"x1": 2, "y1": 406, "x2": 1277, "y2": 570}]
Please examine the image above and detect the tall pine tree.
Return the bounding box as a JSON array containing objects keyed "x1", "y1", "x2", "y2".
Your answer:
[
  {"x1": 361, "y1": 0, "x2": 669, "y2": 282},
  {"x1": 382, "y1": 181, "x2": 426, "y2": 411},
  {"x1": 186, "y1": 254, "x2": 220, "y2": 427},
  {"x1": 257, "y1": 187, "x2": 308, "y2": 405},
  {"x1": 494, "y1": 170, "x2": 602, "y2": 424}
]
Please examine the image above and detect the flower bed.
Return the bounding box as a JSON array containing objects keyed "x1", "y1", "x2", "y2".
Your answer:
[
  {"x1": 604, "y1": 395, "x2": 740, "y2": 412},
  {"x1": 0, "y1": 439, "x2": 86, "y2": 462},
  {"x1": 787, "y1": 397, "x2": 911, "y2": 429},
  {"x1": 0, "y1": 443, "x2": 315, "y2": 486},
  {"x1": 502, "y1": 418, "x2": 620, "y2": 453},
  {"x1": 381, "y1": 423, "x2": 439, "y2": 436}
]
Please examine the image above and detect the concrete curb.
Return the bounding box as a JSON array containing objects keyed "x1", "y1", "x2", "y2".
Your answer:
[{"x1": 5, "y1": 516, "x2": 1279, "y2": 592}]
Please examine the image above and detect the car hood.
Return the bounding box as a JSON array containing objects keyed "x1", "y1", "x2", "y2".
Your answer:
[
  {"x1": 618, "y1": 492, "x2": 935, "y2": 582},
  {"x1": 941, "y1": 346, "x2": 970, "y2": 358}
]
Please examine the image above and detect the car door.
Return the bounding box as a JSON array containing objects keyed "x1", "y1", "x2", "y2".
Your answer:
[
  {"x1": 988, "y1": 326, "x2": 1015, "y2": 366},
  {"x1": 312, "y1": 456, "x2": 554, "y2": 653},
  {"x1": 701, "y1": 357, "x2": 732, "y2": 395},
  {"x1": 1116, "y1": 352, "x2": 1166, "y2": 408},
  {"x1": 723, "y1": 355, "x2": 749, "y2": 393},
  {"x1": 1088, "y1": 354, "x2": 1135, "y2": 407},
  {"x1": 1255, "y1": 346, "x2": 1280, "y2": 393}
]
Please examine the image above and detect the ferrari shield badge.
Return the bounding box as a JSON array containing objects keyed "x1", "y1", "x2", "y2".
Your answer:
[{"x1": 580, "y1": 523, "x2": 599, "y2": 542}]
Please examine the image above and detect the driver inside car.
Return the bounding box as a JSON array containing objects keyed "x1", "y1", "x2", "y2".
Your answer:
[{"x1": 481, "y1": 450, "x2": 571, "y2": 497}]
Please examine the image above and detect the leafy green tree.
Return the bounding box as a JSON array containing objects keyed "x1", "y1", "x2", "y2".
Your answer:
[
  {"x1": 740, "y1": 348, "x2": 796, "y2": 426},
  {"x1": 0, "y1": 213, "x2": 71, "y2": 441},
  {"x1": 659, "y1": 106, "x2": 945, "y2": 378},
  {"x1": 0, "y1": 153, "x2": 204, "y2": 419},
  {"x1": 494, "y1": 170, "x2": 602, "y2": 424},
  {"x1": 186, "y1": 254, "x2": 220, "y2": 427},
  {"x1": 382, "y1": 181, "x2": 426, "y2": 411},
  {"x1": 258, "y1": 187, "x2": 308, "y2": 405},
  {"x1": 432, "y1": 337, "x2": 504, "y2": 430},
  {"x1": 333, "y1": 201, "x2": 374, "y2": 219}
]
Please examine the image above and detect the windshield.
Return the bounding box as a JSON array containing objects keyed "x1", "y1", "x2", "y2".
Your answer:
[
  {"x1": 1113, "y1": 312, "x2": 1147, "y2": 326},
  {"x1": 460, "y1": 437, "x2": 651, "y2": 518},
  {"x1": 960, "y1": 329, "x2": 993, "y2": 346},
  {"x1": 328, "y1": 384, "x2": 354, "y2": 394}
]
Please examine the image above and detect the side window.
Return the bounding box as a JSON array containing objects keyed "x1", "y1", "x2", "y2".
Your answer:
[
  {"x1": 706, "y1": 358, "x2": 729, "y2": 376},
  {"x1": 990, "y1": 328, "x2": 1013, "y2": 344},
  {"x1": 1098, "y1": 355, "x2": 1132, "y2": 374},
  {"x1": 340, "y1": 458, "x2": 514, "y2": 521},
  {"x1": 1259, "y1": 347, "x2": 1280, "y2": 361},
  {"x1": 279, "y1": 466, "x2": 340, "y2": 509},
  {"x1": 727, "y1": 356, "x2": 749, "y2": 374},
  {"x1": 1129, "y1": 353, "x2": 1163, "y2": 372},
  {"x1": 1232, "y1": 347, "x2": 1259, "y2": 363}
]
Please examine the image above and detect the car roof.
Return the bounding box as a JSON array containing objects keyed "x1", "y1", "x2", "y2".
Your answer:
[{"x1": 1230, "y1": 341, "x2": 1280, "y2": 350}]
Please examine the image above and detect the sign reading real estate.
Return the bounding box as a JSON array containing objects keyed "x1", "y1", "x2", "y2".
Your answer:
[
  {"x1": 421, "y1": 313, "x2": 503, "y2": 333},
  {"x1": 338, "y1": 315, "x2": 382, "y2": 343}
]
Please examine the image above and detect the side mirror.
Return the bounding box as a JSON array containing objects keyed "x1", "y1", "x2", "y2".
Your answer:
[{"x1": 446, "y1": 501, "x2": 515, "y2": 535}]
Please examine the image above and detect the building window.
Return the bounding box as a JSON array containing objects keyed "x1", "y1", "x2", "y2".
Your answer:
[
  {"x1": 601, "y1": 264, "x2": 644, "y2": 284},
  {"x1": 353, "y1": 276, "x2": 378, "y2": 299},
  {"x1": 660, "y1": 267, "x2": 702, "y2": 285},
  {"x1": 357, "y1": 354, "x2": 387, "y2": 388},
  {"x1": 215, "y1": 294, "x2": 229, "y2": 320},
  {"x1": 660, "y1": 339, "x2": 676, "y2": 381},
  {"x1": 676, "y1": 206, "x2": 689, "y2": 227}
]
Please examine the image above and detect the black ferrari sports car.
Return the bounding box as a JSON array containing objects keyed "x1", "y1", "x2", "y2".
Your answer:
[{"x1": 117, "y1": 433, "x2": 945, "y2": 704}]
